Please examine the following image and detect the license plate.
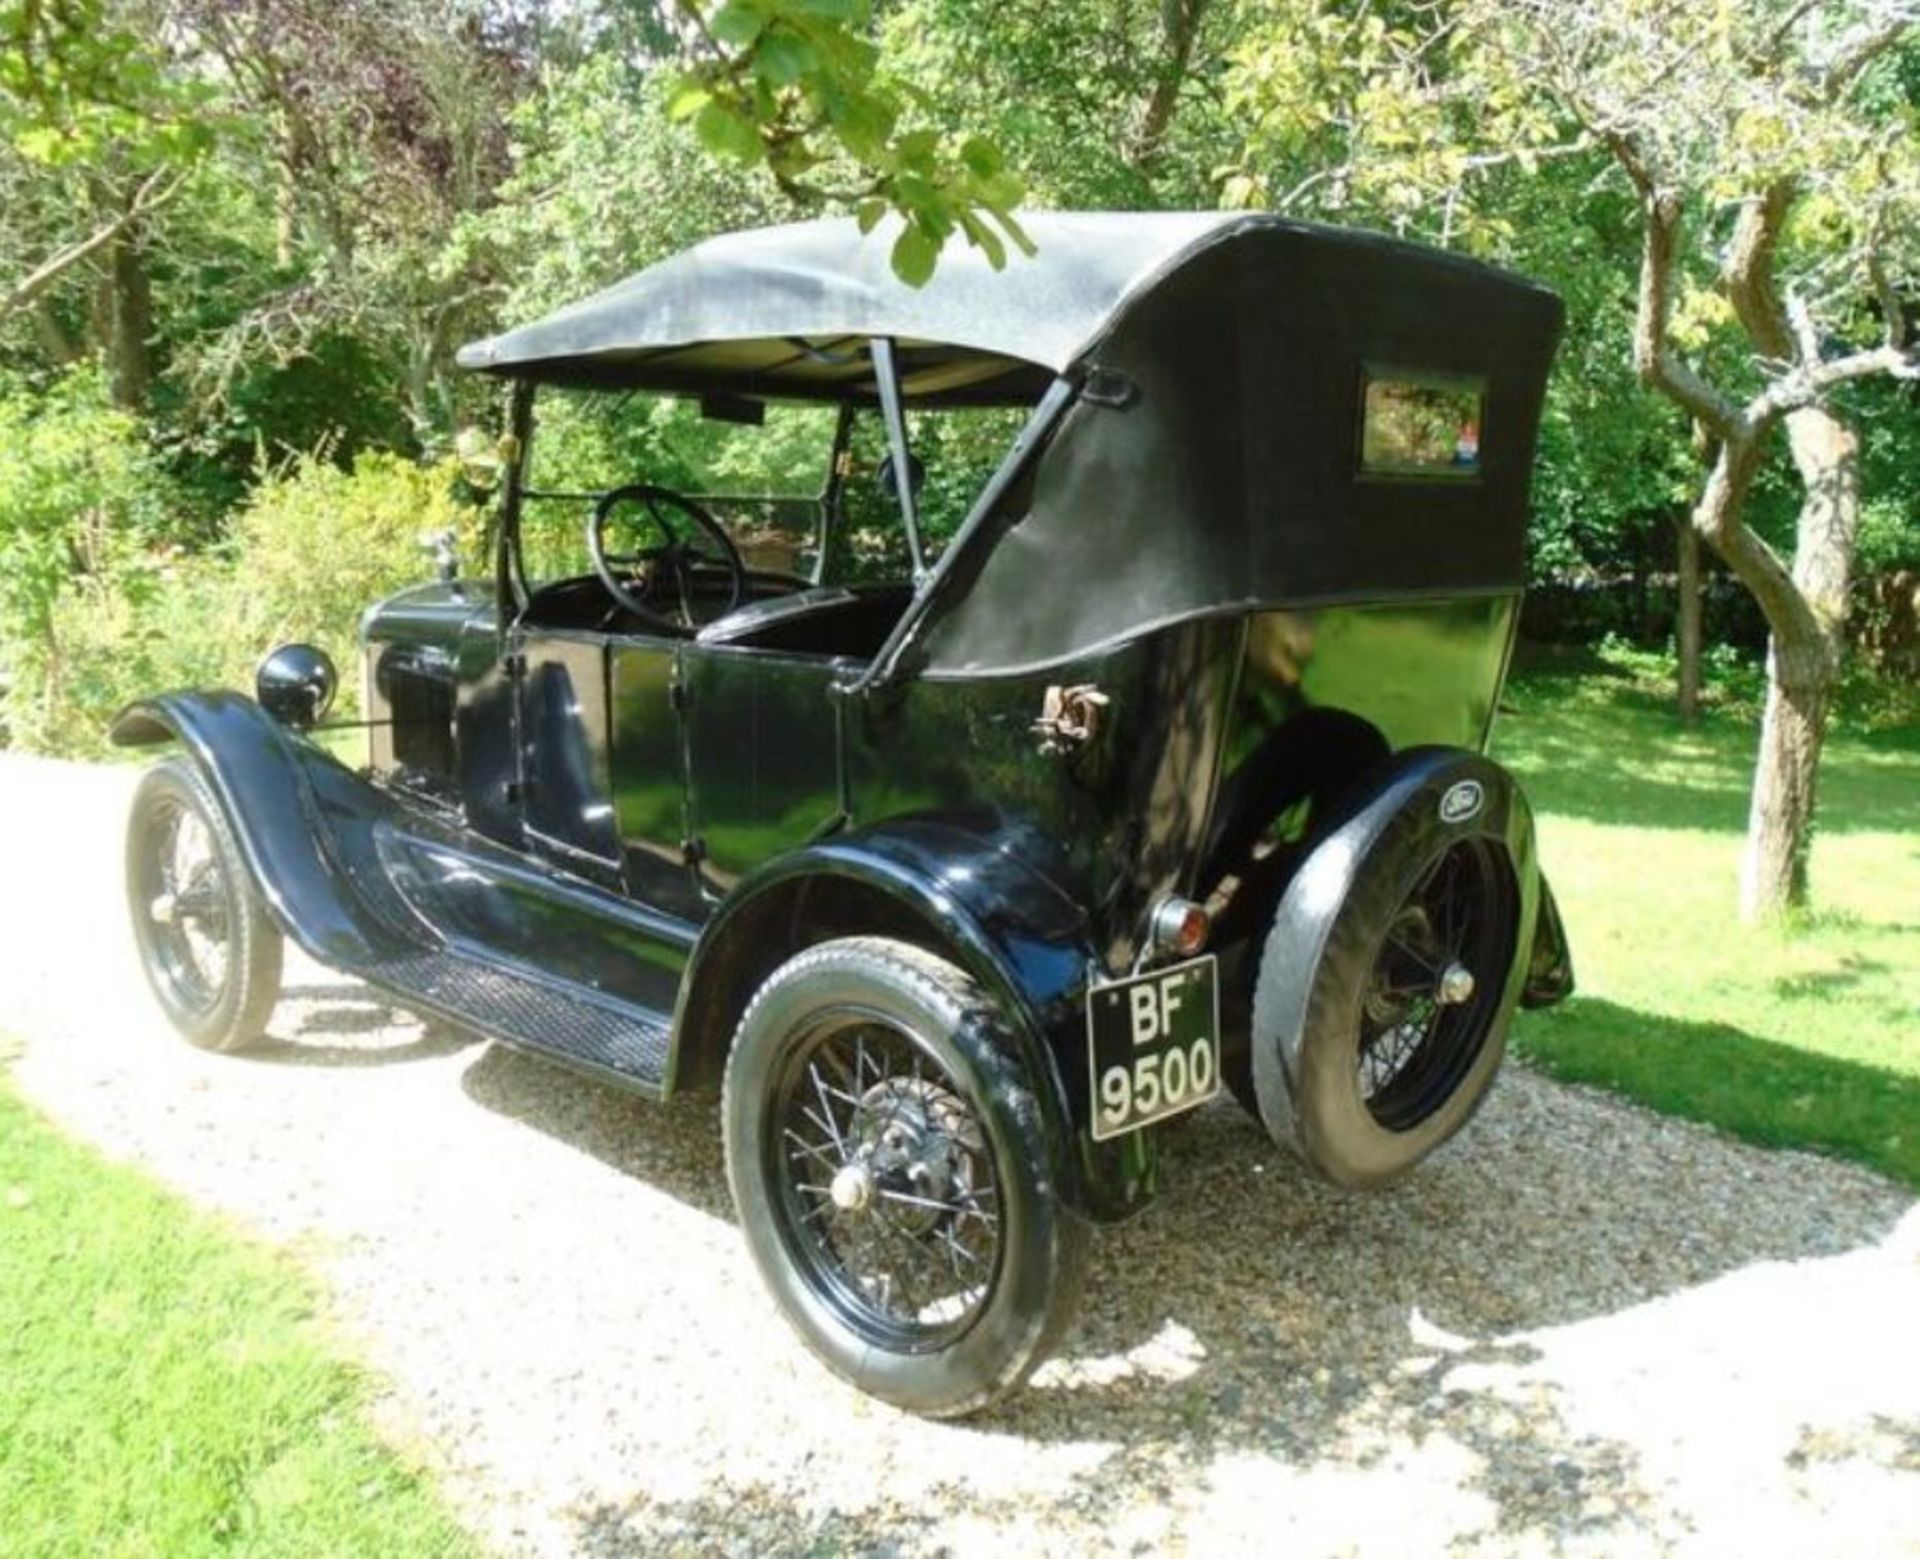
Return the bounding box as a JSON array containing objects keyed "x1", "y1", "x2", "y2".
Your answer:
[{"x1": 1086, "y1": 955, "x2": 1221, "y2": 1141}]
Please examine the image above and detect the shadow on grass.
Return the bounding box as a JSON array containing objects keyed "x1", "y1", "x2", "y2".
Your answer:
[
  {"x1": 1516, "y1": 995, "x2": 1920, "y2": 1190},
  {"x1": 1496, "y1": 670, "x2": 1920, "y2": 836}
]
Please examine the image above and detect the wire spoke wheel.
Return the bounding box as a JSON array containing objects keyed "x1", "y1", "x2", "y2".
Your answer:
[
  {"x1": 1356, "y1": 837, "x2": 1515, "y2": 1132},
  {"x1": 768, "y1": 1014, "x2": 1003, "y2": 1352},
  {"x1": 126, "y1": 760, "x2": 284, "y2": 1054},
  {"x1": 133, "y1": 795, "x2": 236, "y2": 1018}
]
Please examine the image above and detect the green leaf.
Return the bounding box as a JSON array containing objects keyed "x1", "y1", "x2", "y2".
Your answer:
[
  {"x1": 855, "y1": 197, "x2": 888, "y2": 234},
  {"x1": 693, "y1": 99, "x2": 765, "y2": 164},
  {"x1": 786, "y1": 0, "x2": 866, "y2": 18},
  {"x1": 707, "y1": 2, "x2": 768, "y2": 47},
  {"x1": 974, "y1": 169, "x2": 1025, "y2": 210},
  {"x1": 893, "y1": 128, "x2": 940, "y2": 169},
  {"x1": 959, "y1": 135, "x2": 1001, "y2": 179},
  {"x1": 753, "y1": 27, "x2": 817, "y2": 89},
  {"x1": 665, "y1": 75, "x2": 713, "y2": 122},
  {"x1": 956, "y1": 207, "x2": 1006, "y2": 269},
  {"x1": 890, "y1": 221, "x2": 940, "y2": 287},
  {"x1": 989, "y1": 206, "x2": 1036, "y2": 258},
  {"x1": 826, "y1": 88, "x2": 896, "y2": 162}
]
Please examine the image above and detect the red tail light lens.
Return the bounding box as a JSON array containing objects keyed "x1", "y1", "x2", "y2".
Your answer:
[{"x1": 1150, "y1": 896, "x2": 1212, "y2": 957}]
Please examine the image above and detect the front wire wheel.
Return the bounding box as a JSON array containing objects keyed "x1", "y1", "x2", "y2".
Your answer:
[
  {"x1": 126, "y1": 760, "x2": 283, "y2": 1052},
  {"x1": 724, "y1": 937, "x2": 1087, "y2": 1417}
]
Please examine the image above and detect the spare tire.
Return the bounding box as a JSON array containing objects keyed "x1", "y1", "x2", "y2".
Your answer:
[{"x1": 1248, "y1": 748, "x2": 1541, "y2": 1190}]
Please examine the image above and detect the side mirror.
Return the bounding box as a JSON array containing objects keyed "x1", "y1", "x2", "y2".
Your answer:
[
  {"x1": 255, "y1": 643, "x2": 338, "y2": 728},
  {"x1": 875, "y1": 450, "x2": 925, "y2": 506}
]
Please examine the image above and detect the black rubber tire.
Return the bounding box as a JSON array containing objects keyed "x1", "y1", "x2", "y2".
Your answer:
[
  {"x1": 1250, "y1": 753, "x2": 1537, "y2": 1190},
  {"x1": 126, "y1": 759, "x2": 283, "y2": 1053},
  {"x1": 722, "y1": 936, "x2": 1088, "y2": 1418}
]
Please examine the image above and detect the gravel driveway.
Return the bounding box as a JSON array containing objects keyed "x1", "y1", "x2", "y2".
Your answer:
[{"x1": 3, "y1": 752, "x2": 1916, "y2": 1557}]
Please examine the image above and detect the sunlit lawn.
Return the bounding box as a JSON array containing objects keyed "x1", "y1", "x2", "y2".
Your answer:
[
  {"x1": 0, "y1": 1063, "x2": 473, "y2": 1558},
  {"x1": 1497, "y1": 652, "x2": 1920, "y2": 1188}
]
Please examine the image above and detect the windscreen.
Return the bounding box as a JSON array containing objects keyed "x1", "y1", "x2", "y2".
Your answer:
[{"x1": 518, "y1": 390, "x2": 837, "y2": 587}]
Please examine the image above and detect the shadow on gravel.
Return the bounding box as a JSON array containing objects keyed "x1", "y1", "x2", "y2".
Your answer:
[
  {"x1": 458, "y1": 1043, "x2": 736, "y2": 1220},
  {"x1": 267, "y1": 983, "x2": 1913, "y2": 1551},
  {"x1": 244, "y1": 984, "x2": 479, "y2": 1069}
]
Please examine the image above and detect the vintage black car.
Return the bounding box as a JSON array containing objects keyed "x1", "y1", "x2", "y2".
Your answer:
[{"x1": 115, "y1": 212, "x2": 1573, "y2": 1417}]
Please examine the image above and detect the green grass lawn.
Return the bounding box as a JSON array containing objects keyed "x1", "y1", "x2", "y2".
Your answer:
[
  {"x1": 0, "y1": 1065, "x2": 473, "y2": 1559},
  {"x1": 1497, "y1": 651, "x2": 1920, "y2": 1189}
]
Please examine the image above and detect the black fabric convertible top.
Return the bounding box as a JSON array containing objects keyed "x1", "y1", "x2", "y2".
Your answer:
[
  {"x1": 462, "y1": 212, "x2": 1564, "y2": 675},
  {"x1": 456, "y1": 212, "x2": 1242, "y2": 400},
  {"x1": 909, "y1": 220, "x2": 1565, "y2": 675}
]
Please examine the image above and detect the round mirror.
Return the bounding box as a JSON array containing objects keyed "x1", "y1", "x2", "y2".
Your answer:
[{"x1": 255, "y1": 643, "x2": 338, "y2": 728}]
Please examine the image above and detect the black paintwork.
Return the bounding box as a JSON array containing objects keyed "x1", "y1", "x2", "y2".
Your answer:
[{"x1": 113, "y1": 215, "x2": 1574, "y2": 1224}]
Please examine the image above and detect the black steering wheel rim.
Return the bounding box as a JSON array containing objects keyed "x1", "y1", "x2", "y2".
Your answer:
[{"x1": 588, "y1": 483, "x2": 748, "y2": 631}]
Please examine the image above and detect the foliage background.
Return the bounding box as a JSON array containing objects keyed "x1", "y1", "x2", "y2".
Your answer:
[{"x1": 0, "y1": 0, "x2": 1915, "y2": 752}]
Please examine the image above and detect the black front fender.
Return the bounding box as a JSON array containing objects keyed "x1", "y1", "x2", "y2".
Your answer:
[
  {"x1": 111, "y1": 692, "x2": 414, "y2": 970},
  {"x1": 676, "y1": 810, "x2": 1158, "y2": 1222}
]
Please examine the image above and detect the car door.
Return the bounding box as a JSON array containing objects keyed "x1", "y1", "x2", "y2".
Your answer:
[
  {"x1": 679, "y1": 642, "x2": 849, "y2": 902},
  {"x1": 607, "y1": 637, "x2": 707, "y2": 921},
  {"x1": 512, "y1": 625, "x2": 625, "y2": 887}
]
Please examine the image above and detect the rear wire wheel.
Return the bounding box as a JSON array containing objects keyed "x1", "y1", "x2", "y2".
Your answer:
[
  {"x1": 1357, "y1": 838, "x2": 1514, "y2": 1131},
  {"x1": 126, "y1": 759, "x2": 283, "y2": 1052},
  {"x1": 1249, "y1": 756, "x2": 1534, "y2": 1189},
  {"x1": 723, "y1": 937, "x2": 1087, "y2": 1418}
]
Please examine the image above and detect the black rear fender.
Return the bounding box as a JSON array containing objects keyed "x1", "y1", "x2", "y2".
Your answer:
[
  {"x1": 1261, "y1": 745, "x2": 1560, "y2": 1032},
  {"x1": 673, "y1": 811, "x2": 1156, "y2": 1223}
]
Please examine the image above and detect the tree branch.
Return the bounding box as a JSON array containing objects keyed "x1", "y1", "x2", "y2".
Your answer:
[
  {"x1": 1753, "y1": 343, "x2": 1920, "y2": 419},
  {"x1": 1812, "y1": 4, "x2": 1919, "y2": 97},
  {"x1": 1127, "y1": 0, "x2": 1213, "y2": 171},
  {"x1": 0, "y1": 169, "x2": 181, "y2": 320},
  {"x1": 1865, "y1": 207, "x2": 1908, "y2": 351},
  {"x1": 1722, "y1": 179, "x2": 1796, "y2": 363},
  {"x1": 1628, "y1": 180, "x2": 1742, "y2": 437}
]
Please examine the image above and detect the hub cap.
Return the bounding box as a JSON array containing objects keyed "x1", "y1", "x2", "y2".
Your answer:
[
  {"x1": 134, "y1": 800, "x2": 235, "y2": 1018},
  {"x1": 1357, "y1": 839, "x2": 1514, "y2": 1132},
  {"x1": 771, "y1": 1018, "x2": 1001, "y2": 1350}
]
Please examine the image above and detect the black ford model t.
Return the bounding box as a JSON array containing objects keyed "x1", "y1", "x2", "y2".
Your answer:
[{"x1": 115, "y1": 212, "x2": 1572, "y2": 1416}]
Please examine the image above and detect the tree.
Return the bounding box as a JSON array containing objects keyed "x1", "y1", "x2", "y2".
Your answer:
[
  {"x1": 1224, "y1": 0, "x2": 1920, "y2": 920},
  {"x1": 662, "y1": 0, "x2": 1031, "y2": 283},
  {"x1": 1, "y1": 0, "x2": 214, "y2": 408},
  {"x1": 172, "y1": 0, "x2": 535, "y2": 441},
  {"x1": 1495, "y1": 1, "x2": 1919, "y2": 919},
  {"x1": 881, "y1": 0, "x2": 1247, "y2": 209}
]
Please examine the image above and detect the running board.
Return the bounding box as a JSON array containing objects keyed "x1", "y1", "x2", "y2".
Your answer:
[{"x1": 360, "y1": 946, "x2": 672, "y2": 1096}]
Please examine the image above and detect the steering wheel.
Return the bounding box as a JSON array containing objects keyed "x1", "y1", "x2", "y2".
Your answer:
[{"x1": 587, "y1": 483, "x2": 748, "y2": 632}]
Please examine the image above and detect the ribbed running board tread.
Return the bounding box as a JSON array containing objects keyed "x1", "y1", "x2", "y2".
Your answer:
[{"x1": 366, "y1": 949, "x2": 670, "y2": 1088}]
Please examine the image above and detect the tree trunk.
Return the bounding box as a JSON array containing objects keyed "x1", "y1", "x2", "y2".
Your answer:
[
  {"x1": 1742, "y1": 634, "x2": 1830, "y2": 916},
  {"x1": 1675, "y1": 515, "x2": 1702, "y2": 724},
  {"x1": 100, "y1": 201, "x2": 154, "y2": 413},
  {"x1": 1128, "y1": 0, "x2": 1211, "y2": 171},
  {"x1": 30, "y1": 297, "x2": 79, "y2": 364},
  {"x1": 1737, "y1": 406, "x2": 1861, "y2": 920}
]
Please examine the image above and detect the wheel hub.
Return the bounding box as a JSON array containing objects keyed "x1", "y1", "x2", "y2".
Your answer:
[
  {"x1": 1436, "y1": 961, "x2": 1476, "y2": 1005},
  {"x1": 838, "y1": 1079, "x2": 971, "y2": 1233},
  {"x1": 829, "y1": 1162, "x2": 875, "y2": 1212}
]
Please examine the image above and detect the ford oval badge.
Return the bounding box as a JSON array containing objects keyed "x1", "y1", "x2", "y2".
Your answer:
[{"x1": 1439, "y1": 779, "x2": 1484, "y2": 824}]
